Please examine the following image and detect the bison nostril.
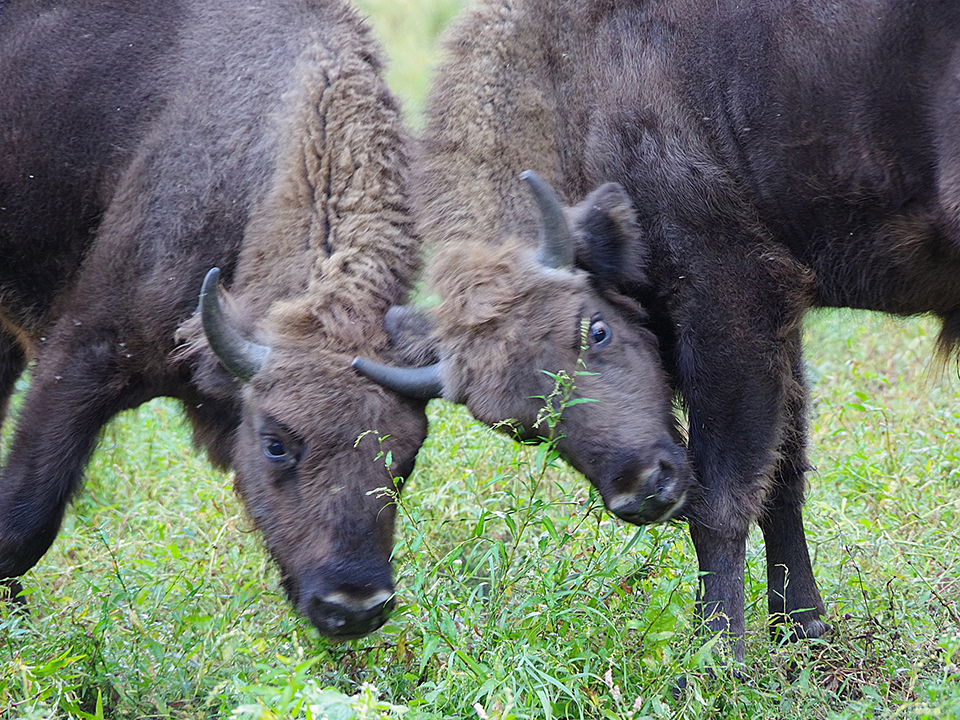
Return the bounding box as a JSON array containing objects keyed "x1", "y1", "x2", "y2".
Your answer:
[
  {"x1": 657, "y1": 465, "x2": 685, "y2": 504},
  {"x1": 652, "y1": 463, "x2": 670, "y2": 496},
  {"x1": 323, "y1": 588, "x2": 395, "y2": 613},
  {"x1": 637, "y1": 461, "x2": 674, "y2": 500},
  {"x1": 307, "y1": 589, "x2": 395, "y2": 640},
  {"x1": 603, "y1": 452, "x2": 690, "y2": 525}
]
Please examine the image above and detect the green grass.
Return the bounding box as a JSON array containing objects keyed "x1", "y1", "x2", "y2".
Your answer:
[
  {"x1": 354, "y1": 0, "x2": 464, "y2": 124},
  {"x1": 4, "y1": 316, "x2": 959, "y2": 718},
  {"x1": 3, "y1": 1, "x2": 960, "y2": 717}
]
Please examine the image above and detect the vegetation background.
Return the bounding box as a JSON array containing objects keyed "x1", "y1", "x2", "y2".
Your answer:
[{"x1": 3, "y1": 0, "x2": 960, "y2": 717}]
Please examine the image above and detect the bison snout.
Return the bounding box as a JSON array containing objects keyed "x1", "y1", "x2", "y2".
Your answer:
[
  {"x1": 307, "y1": 589, "x2": 395, "y2": 640},
  {"x1": 299, "y1": 561, "x2": 396, "y2": 640},
  {"x1": 602, "y1": 440, "x2": 691, "y2": 525}
]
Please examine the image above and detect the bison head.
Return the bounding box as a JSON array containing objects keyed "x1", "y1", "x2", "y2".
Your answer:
[
  {"x1": 199, "y1": 269, "x2": 427, "y2": 640},
  {"x1": 354, "y1": 173, "x2": 692, "y2": 526}
]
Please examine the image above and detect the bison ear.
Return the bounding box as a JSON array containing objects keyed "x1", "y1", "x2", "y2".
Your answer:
[
  {"x1": 383, "y1": 305, "x2": 439, "y2": 367},
  {"x1": 353, "y1": 305, "x2": 444, "y2": 400},
  {"x1": 570, "y1": 182, "x2": 651, "y2": 293}
]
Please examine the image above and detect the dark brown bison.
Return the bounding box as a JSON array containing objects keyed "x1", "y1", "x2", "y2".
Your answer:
[
  {"x1": 355, "y1": 0, "x2": 960, "y2": 659},
  {"x1": 0, "y1": 0, "x2": 427, "y2": 640}
]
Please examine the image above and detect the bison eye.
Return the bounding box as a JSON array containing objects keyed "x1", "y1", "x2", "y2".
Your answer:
[
  {"x1": 262, "y1": 436, "x2": 288, "y2": 460},
  {"x1": 589, "y1": 319, "x2": 612, "y2": 347},
  {"x1": 257, "y1": 420, "x2": 303, "y2": 472}
]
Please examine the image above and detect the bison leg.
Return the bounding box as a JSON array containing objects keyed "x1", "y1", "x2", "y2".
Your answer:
[
  {"x1": 0, "y1": 322, "x2": 145, "y2": 580},
  {"x1": 759, "y1": 332, "x2": 827, "y2": 641},
  {"x1": 0, "y1": 326, "x2": 27, "y2": 437},
  {"x1": 759, "y1": 486, "x2": 828, "y2": 641},
  {"x1": 681, "y1": 345, "x2": 783, "y2": 663},
  {"x1": 688, "y1": 522, "x2": 748, "y2": 661},
  {"x1": 674, "y1": 244, "x2": 812, "y2": 663},
  {"x1": 0, "y1": 331, "x2": 28, "y2": 604}
]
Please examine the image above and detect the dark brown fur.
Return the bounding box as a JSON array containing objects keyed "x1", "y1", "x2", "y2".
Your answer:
[
  {"x1": 415, "y1": 0, "x2": 960, "y2": 659},
  {"x1": 0, "y1": 0, "x2": 426, "y2": 638}
]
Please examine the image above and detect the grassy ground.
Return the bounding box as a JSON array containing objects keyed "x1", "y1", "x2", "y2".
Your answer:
[{"x1": 3, "y1": 1, "x2": 960, "y2": 718}]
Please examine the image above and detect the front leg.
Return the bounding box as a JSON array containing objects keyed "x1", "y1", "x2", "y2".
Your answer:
[
  {"x1": 670, "y1": 238, "x2": 813, "y2": 662},
  {"x1": 0, "y1": 319, "x2": 147, "y2": 580},
  {"x1": 688, "y1": 522, "x2": 748, "y2": 660},
  {"x1": 759, "y1": 330, "x2": 828, "y2": 640}
]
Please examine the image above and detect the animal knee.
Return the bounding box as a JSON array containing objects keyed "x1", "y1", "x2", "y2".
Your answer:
[{"x1": 0, "y1": 504, "x2": 63, "y2": 578}]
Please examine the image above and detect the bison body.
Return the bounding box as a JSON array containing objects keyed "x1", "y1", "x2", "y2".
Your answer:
[
  {"x1": 0, "y1": 0, "x2": 426, "y2": 639},
  {"x1": 368, "y1": 0, "x2": 960, "y2": 659}
]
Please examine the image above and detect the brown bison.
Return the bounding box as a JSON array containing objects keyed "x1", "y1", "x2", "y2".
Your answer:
[
  {"x1": 356, "y1": 171, "x2": 694, "y2": 526},
  {"x1": 0, "y1": 0, "x2": 427, "y2": 640},
  {"x1": 355, "y1": 0, "x2": 960, "y2": 659}
]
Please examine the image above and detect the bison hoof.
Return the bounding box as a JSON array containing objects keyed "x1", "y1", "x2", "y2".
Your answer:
[
  {"x1": 0, "y1": 578, "x2": 26, "y2": 607},
  {"x1": 770, "y1": 614, "x2": 831, "y2": 644},
  {"x1": 671, "y1": 664, "x2": 748, "y2": 698}
]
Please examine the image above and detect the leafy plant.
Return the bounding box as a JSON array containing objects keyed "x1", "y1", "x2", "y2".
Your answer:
[{"x1": 2, "y1": 1, "x2": 960, "y2": 714}]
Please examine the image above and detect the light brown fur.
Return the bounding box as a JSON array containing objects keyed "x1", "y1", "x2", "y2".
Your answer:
[{"x1": 360, "y1": 1, "x2": 695, "y2": 536}]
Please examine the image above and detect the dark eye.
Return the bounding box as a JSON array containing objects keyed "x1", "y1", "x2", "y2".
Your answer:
[
  {"x1": 262, "y1": 436, "x2": 288, "y2": 460},
  {"x1": 589, "y1": 319, "x2": 612, "y2": 347}
]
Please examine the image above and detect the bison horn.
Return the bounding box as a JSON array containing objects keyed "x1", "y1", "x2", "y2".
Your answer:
[
  {"x1": 200, "y1": 267, "x2": 270, "y2": 381},
  {"x1": 521, "y1": 170, "x2": 575, "y2": 270},
  {"x1": 351, "y1": 357, "x2": 444, "y2": 400}
]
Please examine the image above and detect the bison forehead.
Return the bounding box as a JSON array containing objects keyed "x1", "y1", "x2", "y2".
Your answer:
[
  {"x1": 434, "y1": 246, "x2": 592, "y2": 333},
  {"x1": 247, "y1": 368, "x2": 423, "y2": 437},
  {"x1": 250, "y1": 342, "x2": 375, "y2": 383}
]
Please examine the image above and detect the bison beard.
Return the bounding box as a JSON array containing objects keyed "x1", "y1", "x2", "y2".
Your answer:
[
  {"x1": 0, "y1": 0, "x2": 428, "y2": 640},
  {"x1": 402, "y1": 0, "x2": 960, "y2": 663}
]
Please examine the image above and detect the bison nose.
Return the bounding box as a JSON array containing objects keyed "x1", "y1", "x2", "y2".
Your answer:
[
  {"x1": 300, "y1": 560, "x2": 396, "y2": 640},
  {"x1": 307, "y1": 588, "x2": 396, "y2": 640},
  {"x1": 604, "y1": 441, "x2": 691, "y2": 525}
]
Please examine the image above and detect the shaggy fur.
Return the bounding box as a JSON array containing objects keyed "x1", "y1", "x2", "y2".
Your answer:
[
  {"x1": 416, "y1": 0, "x2": 960, "y2": 659},
  {"x1": 380, "y1": 1, "x2": 696, "y2": 567},
  {"x1": 415, "y1": 176, "x2": 694, "y2": 509},
  {"x1": 0, "y1": 0, "x2": 426, "y2": 639}
]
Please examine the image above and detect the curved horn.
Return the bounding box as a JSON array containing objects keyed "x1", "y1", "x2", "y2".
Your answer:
[
  {"x1": 352, "y1": 356, "x2": 444, "y2": 400},
  {"x1": 200, "y1": 267, "x2": 270, "y2": 381},
  {"x1": 520, "y1": 170, "x2": 575, "y2": 270}
]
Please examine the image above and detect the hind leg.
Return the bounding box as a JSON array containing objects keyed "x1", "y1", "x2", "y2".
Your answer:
[
  {"x1": 759, "y1": 331, "x2": 828, "y2": 641},
  {"x1": 0, "y1": 328, "x2": 28, "y2": 602},
  {"x1": 0, "y1": 325, "x2": 28, "y2": 437},
  {"x1": 0, "y1": 317, "x2": 147, "y2": 581}
]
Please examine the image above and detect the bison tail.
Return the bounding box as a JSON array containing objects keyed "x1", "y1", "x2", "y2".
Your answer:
[{"x1": 932, "y1": 308, "x2": 960, "y2": 378}]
